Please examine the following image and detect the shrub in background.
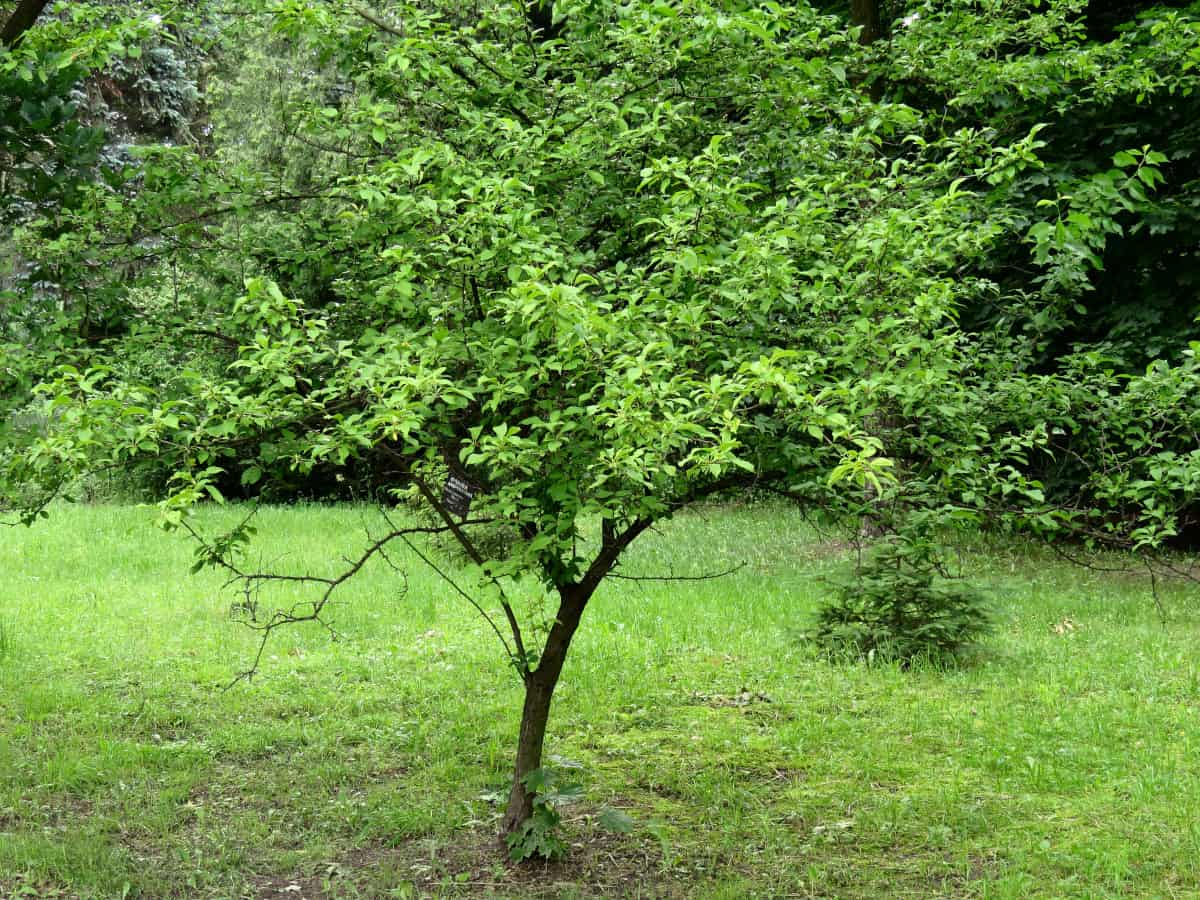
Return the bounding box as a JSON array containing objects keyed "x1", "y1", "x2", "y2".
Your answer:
[{"x1": 812, "y1": 534, "x2": 991, "y2": 664}]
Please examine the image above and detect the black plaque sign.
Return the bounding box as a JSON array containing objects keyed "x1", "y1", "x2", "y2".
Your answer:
[{"x1": 441, "y1": 474, "x2": 474, "y2": 519}]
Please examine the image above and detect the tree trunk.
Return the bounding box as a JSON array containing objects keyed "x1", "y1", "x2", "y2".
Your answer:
[
  {"x1": 853, "y1": 0, "x2": 890, "y2": 525},
  {"x1": 859, "y1": 411, "x2": 891, "y2": 539},
  {"x1": 500, "y1": 670, "x2": 557, "y2": 833},
  {"x1": 500, "y1": 583, "x2": 588, "y2": 837},
  {"x1": 1, "y1": 0, "x2": 52, "y2": 48},
  {"x1": 850, "y1": 0, "x2": 883, "y2": 45},
  {"x1": 525, "y1": 1, "x2": 562, "y2": 41}
]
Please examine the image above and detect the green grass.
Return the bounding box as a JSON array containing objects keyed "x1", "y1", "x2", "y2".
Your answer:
[{"x1": 1, "y1": 502, "x2": 1199, "y2": 898}]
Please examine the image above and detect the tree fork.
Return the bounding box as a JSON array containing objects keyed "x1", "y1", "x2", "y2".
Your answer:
[{"x1": 500, "y1": 519, "x2": 651, "y2": 837}]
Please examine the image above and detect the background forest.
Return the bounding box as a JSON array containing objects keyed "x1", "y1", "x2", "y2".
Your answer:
[{"x1": 4, "y1": 0, "x2": 1200, "y2": 544}]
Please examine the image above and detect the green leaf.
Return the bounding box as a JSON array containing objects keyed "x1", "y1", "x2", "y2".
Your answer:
[{"x1": 597, "y1": 808, "x2": 636, "y2": 833}]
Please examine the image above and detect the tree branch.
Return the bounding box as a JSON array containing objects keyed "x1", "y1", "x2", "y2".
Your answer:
[
  {"x1": 351, "y1": 2, "x2": 536, "y2": 128},
  {"x1": 608, "y1": 561, "x2": 746, "y2": 583},
  {"x1": 350, "y1": 3, "x2": 403, "y2": 38},
  {"x1": 181, "y1": 511, "x2": 498, "y2": 687},
  {"x1": 410, "y1": 473, "x2": 530, "y2": 671},
  {"x1": 578, "y1": 517, "x2": 653, "y2": 596},
  {"x1": 1, "y1": 0, "x2": 51, "y2": 48}
]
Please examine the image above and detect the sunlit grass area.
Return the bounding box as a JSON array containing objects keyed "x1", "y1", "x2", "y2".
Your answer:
[{"x1": 1, "y1": 502, "x2": 1198, "y2": 898}]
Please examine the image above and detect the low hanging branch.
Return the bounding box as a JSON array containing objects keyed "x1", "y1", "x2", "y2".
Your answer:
[
  {"x1": 409, "y1": 473, "x2": 532, "y2": 672},
  {"x1": 181, "y1": 509, "x2": 505, "y2": 687},
  {"x1": 608, "y1": 561, "x2": 746, "y2": 583},
  {"x1": 379, "y1": 505, "x2": 521, "y2": 667}
]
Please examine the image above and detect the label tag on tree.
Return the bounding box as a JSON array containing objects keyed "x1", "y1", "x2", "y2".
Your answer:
[{"x1": 441, "y1": 474, "x2": 474, "y2": 518}]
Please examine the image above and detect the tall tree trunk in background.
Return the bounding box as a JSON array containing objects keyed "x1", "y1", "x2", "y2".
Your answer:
[
  {"x1": 525, "y1": 0, "x2": 562, "y2": 41},
  {"x1": 1, "y1": 0, "x2": 52, "y2": 47},
  {"x1": 851, "y1": 0, "x2": 883, "y2": 44},
  {"x1": 851, "y1": 0, "x2": 885, "y2": 102}
]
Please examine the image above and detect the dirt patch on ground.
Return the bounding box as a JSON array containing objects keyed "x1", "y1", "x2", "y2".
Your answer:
[
  {"x1": 243, "y1": 846, "x2": 387, "y2": 900},
  {"x1": 246, "y1": 870, "x2": 338, "y2": 899},
  {"x1": 0, "y1": 792, "x2": 94, "y2": 831},
  {"x1": 0, "y1": 874, "x2": 78, "y2": 899},
  {"x1": 247, "y1": 810, "x2": 686, "y2": 898},
  {"x1": 687, "y1": 688, "x2": 773, "y2": 708}
]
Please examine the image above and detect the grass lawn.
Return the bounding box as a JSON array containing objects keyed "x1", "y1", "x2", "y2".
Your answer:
[{"x1": 1, "y1": 502, "x2": 1198, "y2": 898}]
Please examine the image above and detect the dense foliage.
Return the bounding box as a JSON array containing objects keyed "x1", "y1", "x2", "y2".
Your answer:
[
  {"x1": 0, "y1": 1, "x2": 205, "y2": 456},
  {"x1": 3, "y1": 0, "x2": 1198, "y2": 845}
]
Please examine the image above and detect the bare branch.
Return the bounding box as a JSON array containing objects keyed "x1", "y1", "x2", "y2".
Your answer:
[
  {"x1": 608, "y1": 561, "x2": 746, "y2": 583},
  {"x1": 179, "y1": 511, "x2": 491, "y2": 687},
  {"x1": 395, "y1": 530, "x2": 517, "y2": 668},
  {"x1": 350, "y1": 2, "x2": 403, "y2": 38},
  {"x1": 410, "y1": 474, "x2": 530, "y2": 669},
  {"x1": 182, "y1": 328, "x2": 242, "y2": 350},
  {"x1": 1144, "y1": 557, "x2": 1168, "y2": 626}
]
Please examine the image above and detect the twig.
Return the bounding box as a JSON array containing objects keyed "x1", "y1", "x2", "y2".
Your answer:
[
  {"x1": 178, "y1": 513, "x2": 490, "y2": 688},
  {"x1": 410, "y1": 474, "x2": 529, "y2": 670},
  {"x1": 609, "y1": 562, "x2": 746, "y2": 582},
  {"x1": 1144, "y1": 557, "x2": 1168, "y2": 626},
  {"x1": 396, "y1": 530, "x2": 518, "y2": 668}
]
